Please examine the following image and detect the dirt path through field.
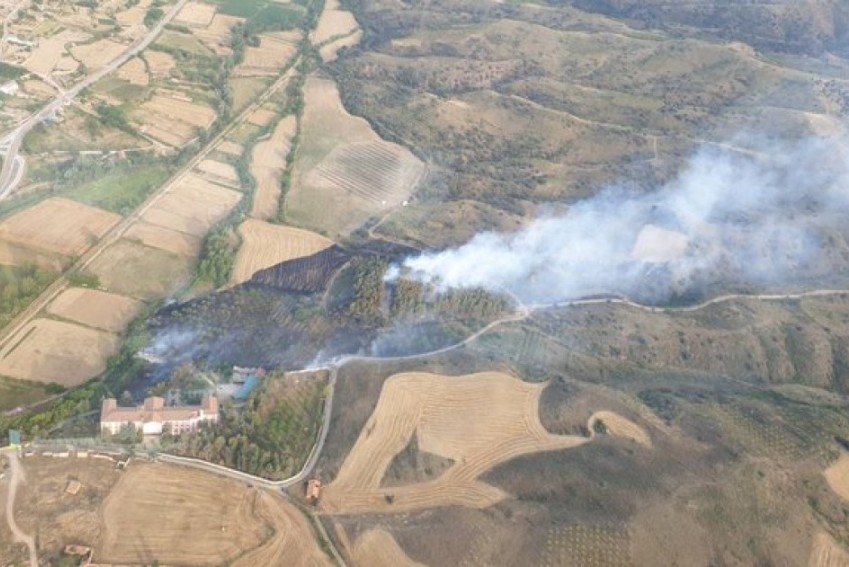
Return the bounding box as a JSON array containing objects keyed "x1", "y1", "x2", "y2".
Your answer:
[{"x1": 2, "y1": 451, "x2": 37, "y2": 567}]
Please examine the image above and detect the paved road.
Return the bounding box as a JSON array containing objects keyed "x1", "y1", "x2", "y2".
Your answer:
[
  {"x1": 2, "y1": 450, "x2": 37, "y2": 567},
  {"x1": 0, "y1": 0, "x2": 190, "y2": 199}
]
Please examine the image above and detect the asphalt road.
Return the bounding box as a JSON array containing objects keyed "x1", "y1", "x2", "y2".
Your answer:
[{"x1": 0, "y1": 0, "x2": 190, "y2": 200}]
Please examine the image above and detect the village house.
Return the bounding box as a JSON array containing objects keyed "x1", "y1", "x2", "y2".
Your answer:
[{"x1": 100, "y1": 396, "x2": 219, "y2": 436}]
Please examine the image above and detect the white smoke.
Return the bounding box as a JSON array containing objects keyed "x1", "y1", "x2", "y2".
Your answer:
[{"x1": 400, "y1": 134, "x2": 849, "y2": 305}]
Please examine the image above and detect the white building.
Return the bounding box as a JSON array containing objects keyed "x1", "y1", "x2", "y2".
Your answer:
[{"x1": 100, "y1": 396, "x2": 219, "y2": 436}]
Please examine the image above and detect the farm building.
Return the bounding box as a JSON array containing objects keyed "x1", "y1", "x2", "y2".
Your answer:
[{"x1": 100, "y1": 396, "x2": 219, "y2": 435}]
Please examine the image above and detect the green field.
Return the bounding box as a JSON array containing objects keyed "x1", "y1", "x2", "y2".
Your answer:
[
  {"x1": 62, "y1": 163, "x2": 171, "y2": 215},
  {"x1": 0, "y1": 376, "x2": 47, "y2": 412}
]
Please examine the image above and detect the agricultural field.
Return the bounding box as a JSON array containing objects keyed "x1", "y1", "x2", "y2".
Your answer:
[
  {"x1": 86, "y1": 239, "x2": 195, "y2": 299},
  {"x1": 232, "y1": 219, "x2": 334, "y2": 284},
  {"x1": 134, "y1": 92, "x2": 218, "y2": 148},
  {"x1": 45, "y1": 287, "x2": 143, "y2": 333},
  {"x1": 348, "y1": 528, "x2": 425, "y2": 567},
  {"x1": 0, "y1": 198, "x2": 120, "y2": 268},
  {"x1": 319, "y1": 371, "x2": 588, "y2": 514},
  {"x1": 825, "y1": 453, "x2": 849, "y2": 504},
  {"x1": 312, "y1": 0, "x2": 361, "y2": 62},
  {"x1": 249, "y1": 115, "x2": 296, "y2": 219},
  {"x1": 195, "y1": 159, "x2": 240, "y2": 188},
  {"x1": 285, "y1": 77, "x2": 425, "y2": 238},
  {"x1": 237, "y1": 32, "x2": 299, "y2": 76},
  {"x1": 0, "y1": 318, "x2": 121, "y2": 385}
]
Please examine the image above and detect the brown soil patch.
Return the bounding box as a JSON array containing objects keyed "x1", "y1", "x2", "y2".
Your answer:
[
  {"x1": 286, "y1": 77, "x2": 424, "y2": 237},
  {"x1": 45, "y1": 287, "x2": 143, "y2": 333},
  {"x1": 320, "y1": 371, "x2": 588, "y2": 514},
  {"x1": 351, "y1": 528, "x2": 426, "y2": 567},
  {"x1": 232, "y1": 219, "x2": 333, "y2": 284},
  {"x1": 71, "y1": 39, "x2": 128, "y2": 70},
  {"x1": 116, "y1": 56, "x2": 149, "y2": 86},
  {"x1": 140, "y1": 173, "x2": 242, "y2": 237},
  {"x1": 100, "y1": 462, "x2": 267, "y2": 565},
  {"x1": 196, "y1": 159, "x2": 240, "y2": 186},
  {"x1": 87, "y1": 239, "x2": 195, "y2": 299},
  {"x1": 144, "y1": 50, "x2": 176, "y2": 77},
  {"x1": 248, "y1": 107, "x2": 279, "y2": 127},
  {"x1": 175, "y1": 1, "x2": 216, "y2": 27},
  {"x1": 312, "y1": 0, "x2": 359, "y2": 44},
  {"x1": 824, "y1": 453, "x2": 849, "y2": 503},
  {"x1": 589, "y1": 410, "x2": 652, "y2": 447},
  {"x1": 809, "y1": 533, "x2": 849, "y2": 567},
  {"x1": 231, "y1": 491, "x2": 332, "y2": 567},
  {"x1": 250, "y1": 115, "x2": 296, "y2": 219},
  {"x1": 123, "y1": 221, "x2": 202, "y2": 257},
  {"x1": 0, "y1": 198, "x2": 120, "y2": 259},
  {"x1": 0, "y1": 319, "x2": 120, "y2": 386}
]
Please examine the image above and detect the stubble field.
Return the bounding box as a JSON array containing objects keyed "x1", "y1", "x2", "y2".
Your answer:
[
  {"x1": 232, "y1": 219, "x2": 334, "y2": 284},
  {"x1": 250, "y1": 115, "x2": 296, "y2": 219},
  {"x1": 45, "y1": 287, "x2": 143, "y2": 333}
]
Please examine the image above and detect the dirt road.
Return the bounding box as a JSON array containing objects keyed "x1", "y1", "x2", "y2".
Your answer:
[{"x1": 2, "y1": 450, "x2": 37, "y2": 567}]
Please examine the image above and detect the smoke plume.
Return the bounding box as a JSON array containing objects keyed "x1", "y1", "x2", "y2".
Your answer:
[{"x1": 399, "y1": 134, "x2": 849, "y2": 305}]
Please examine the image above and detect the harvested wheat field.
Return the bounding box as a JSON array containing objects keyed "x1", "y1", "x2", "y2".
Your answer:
[
  {"x1": 135, "y1": 93, "x2": 217, "y2": 147},
  {"x1": 144, "y1": 50, "x2": 176, "y2": 77},
  {"x1": 320, "y1": 371, "x2": 588, "y2": 514},
  {"x1": 250, "y1": 115, "x2": 296, "y2": 219},
  {"x1": 0, "y1": 239, "x2": 64, "y2": 270},
  {"x1": 232, "y1": 491, "x2": 332, "y2": 567},
  {"x1": 192, "y1": 13, "x2": 244, "y2": 51},
  {"x1": 239, "y1": 33, "x2": 297, "y2": 74},
  {"x1": 196, "y1": 158, "x2": 240, "y2": 186},
  {"x1": 100, "y1": 463, "x2": 267, "y2": 565},
  {"x1": 124, "y1": 221, "x2": 202, "y2": 257},
  {"x1": 174, "y1": 0, "x2": 216, "y2": 27},
  {"x1": 0, "y1": 198, "x2": 120, "y2": 259},
  {"x1": 825, "y1": 453, "x2": 849, "y2": 503},
  {"x1": 286, "y1": 77, "x2": 424, "y2": 237},
  {"x1": 217, "y1": 140, "x2": 244, "y2": 157},
  {"x1": 115, "y1": 0, "x2": 151, "y2": 26},
  {"x1": 140, "y1": 173, "x2": 242, "y2": 237},
  {"x1": 320, "y1": 29, "x2": 362, "y2": 63},
  {"x1": 232, "y1": 219, "x2": 333, "y2": 284},
  {"x1": 45, "y1": 287, "x2": 143, "y2": 333},
  {"x1": 24, "y1": 30, "x2": 90, "y2": 75},
  {"x1": 248, "y1": 107, "x2": 278, "y2": 127},
  {"x1": 71, "y1": 39, "x2": 128, "y2": 70},
  {"x1": 312, "y1": 0, "x2": 359, "y2": 44},
  {"x1": 0, "y1": 319, "x2": 120, "y2": 385},
  {"x1": 589, "y1": 410, "x2": 652, "y2": 447},
  {"x1": 809, "y1": 533, "x2": 849, "y2": 567},
  {"x1": 350, "y1": 528, "x2": 426, "y2": 567},
  {"x1": 116, "y1": 56, "x2": 149, "y2": 85},
  {"x1": 87, "y1": 239, "x2": 195, "y2": 299}
]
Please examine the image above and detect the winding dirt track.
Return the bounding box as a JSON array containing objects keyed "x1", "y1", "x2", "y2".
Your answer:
[{"x1": 2, "y1": 451, "x2": 37, "y2": 567}]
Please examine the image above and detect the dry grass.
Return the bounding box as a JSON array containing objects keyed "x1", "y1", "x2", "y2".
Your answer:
[
  {"x1": 239, "y1": 33, "x2": 298, "y2": 75},
  {"x1": 24, "y1": 30, "x2": 89, "y2": 75},
  {"x1": 45, "y1": 287, "x2": 143, "y2": 333},
  {"x1": 351, "y1": 528, "x2": 426, "y2": 567},
  {"x1": 589, "y1": 410, "x2": 652, "y2": 448},
  {"x1": 312, "y1": 0, "x2": 358, "y2": 44},
  {"x1": 174, "y1": 1, "x2": 216, "y2": 27},
  {"x1": 0, "y1": 318, "x2": 120, "y2": 385},
  {"x1": 824, "y1": 453, "x2": 849, "y2": 503},
  {"x1": 231, "y1": 219, "x2": 334, "y2": 284},
  {"x1": 123, "y1": 221, "x2": 202, "y2": 257},
  {"x1": 286, "y1": 77, "x2": 424, "y2": 238},
  {"x1": 116, "y1": 56, "x2": 149, "y2": 86},
  {"x1": 140, "y1": 173, "x2": 242, "y2": 237},
  {"x1": 232, "y1": 491, "x2": 333, "y2": 567},
  {"x1": 87, "y1": 239, "x2": 195, "y2": 299},
  {"x1": 115, "y1": 0, "x2": 151, "y2": 26},
  {"x1": 100, "y1": 462, "x2": 267, "y2": 565},
  {"x1": 135, "y1": 93, "x2": 217, "y2": 147},
  {"x1": 71, "y1": 39, "x2": 127, "y2": 70},
  {"x1": 248, "y1": 107, "x2": 279, "y2": 127},
  {"x1": 320, "y1": 371, "x2": 588, "y2": 514},
  {"x1": 0, "y1": 198, "x2": 120, "y2": 259},
  {"x1": 217, "y1": 140, "x2": 244, "y2": 156},
  {"x1": 250, "y1": 115, "x2": 296, "y2": 219},
  {"x1": 809, "y1": 533, "x2": 849, "y2": 567},
  {"x1": 192, "y1": 13, "x2": 244, "y2": 52}
]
